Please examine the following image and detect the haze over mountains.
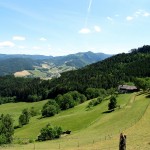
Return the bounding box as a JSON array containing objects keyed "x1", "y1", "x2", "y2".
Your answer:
[{"x1": 0, "y1": 51, "x2": 111, "y2": 78}]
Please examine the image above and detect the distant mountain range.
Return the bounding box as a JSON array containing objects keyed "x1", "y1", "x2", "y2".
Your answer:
[{"x1": 0, "y1": 51, "x2": 111, "y2": 78}]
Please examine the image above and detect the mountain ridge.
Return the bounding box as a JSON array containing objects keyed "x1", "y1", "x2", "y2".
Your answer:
[{"x1": 0, "y1": 51, "x2": 111, "y2": 78}]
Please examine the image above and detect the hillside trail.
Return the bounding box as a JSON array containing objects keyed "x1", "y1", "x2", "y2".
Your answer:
[{"x1": 125, "y1": 92, "x2": 138, "y2": 108}]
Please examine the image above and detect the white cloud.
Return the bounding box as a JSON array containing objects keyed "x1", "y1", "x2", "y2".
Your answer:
[
  {"x1": 126, "y1": 16, "x2": 133, "y2": 21},
  {"x1": 143, "y1": 12, "x2": 150, "y2": 17},
  {"x1": 94, "y1": 26, "x2": 101, "y2": 32},
  {"x1": 40, "y1": 37, "x2": 47, "y2": 41},
  {"x1": 115, "y1": 14, "x2": 119, "y2": 17},
  {"x1": 0, "y1": 41, "x2": 15, "y2": 48},
  {"x1": 125, "y1": 9, "x2": 150, "y2": 22},
  {"x1": 18, "y1": 46, "x2": 25, "y2": 49},
  {"x1": 13, "y1": 36, "x2": 26, "y2": 41},
  {"x1": 32, "y1": 46, "x2": 41, "y2": 50},
  {"x1": 135, "y1": 9, "x2": 150, "y2": 17},
  {"x1": 48, "y1": 47, "x2": 52, "y2": 50},
  {"x1": 79, "y1": 28, "x2": 91, "y2": 34},
  {"x1": 135, "y1": 10, "x2": 142, "y2": 17},
  {"x1": 107, "y1": 17, "x2": 113, "y2": 21}
]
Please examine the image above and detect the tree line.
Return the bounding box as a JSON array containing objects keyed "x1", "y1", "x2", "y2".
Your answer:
[{"x1": 0, "y1": 45, "x2": 150, "y2": 104}]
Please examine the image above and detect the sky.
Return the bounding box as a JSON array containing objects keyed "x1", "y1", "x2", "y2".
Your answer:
[{"x1": 0, "y1": 0, "x2": 150, "y2": 56}]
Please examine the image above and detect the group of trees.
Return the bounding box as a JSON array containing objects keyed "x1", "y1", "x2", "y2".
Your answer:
[
  {"x1": 134, "y1": 77, "x2": 150, "y2": 91},
  {"x1": 0, "y1": 45, "x2": 150, "y2": 104},
  {"x1": 0, "y1": 96, "x2": 16, "y2": 105},
  {"x1": 37, "y1": 124, "x2": 62, "y2": 141},
  {"x1": 87, "y1": 96, "x2": 103, "y2": 109},
  {"x1": 0, "y1": 114, "x2": 14, "y2": 145},
  {"x1": 18, "y1": 107, "x2": 39, "y2": 127},
  {"x1": 42, "y1": 100, "x2": 60, "y2": 117},
  {"x1": 85, "y1": 88, "x2": 107, "y2": 99},
  {"x1": 0, "y1": 76, "x2": 50, "y2": 103},
  {"x1": 55, "y1": 91, "x2": 87, "y2": 110},
  {"x1": 41, "y1": 91, "x2": 87, "y2": 117},
  {"x1": 47, "y1": 45, "x2": 150, "y2": 98}
]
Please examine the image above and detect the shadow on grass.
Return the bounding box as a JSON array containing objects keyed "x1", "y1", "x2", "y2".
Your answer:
[
  {"x1": 37, "y1": 116, "x2": 43, "y2": 120},
  {"x1": 14, "y1": 125, "x2": 21, "y2": 129},
  {"x1": 102, "y1": 110, "x2": 114, "y2": 114},
  {"x1": 146, "y1": 94, "x2": 150, "y2": 98}
]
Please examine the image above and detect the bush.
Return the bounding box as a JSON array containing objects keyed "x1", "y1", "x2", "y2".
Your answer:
[
  {"x1": 37, "y1": 124, "x2": 62, "y2": 141},
  {"x1": 0, "y1": 134, "x2": 7, "y2": 145},
  {"x1": 57, "y1": 93, "x2": 75, "y2": 110},
  {"x1": 27, "y1": 95, "x2": 42, "y2": 102},
  {"x1": 85, "y1": 88, "x2": 107, "y2": 99},
  {"x1": 42, "y1": 105, "x2": 57, "y2": 117},
  {"x1": 30, "y1": 107, "x2": 39, "y2": 117},
  {"x1": 41, "y1": 100, "x2": 60, "y2": 117},
  {"x1": 0, "y1": 114, "x2": 14, "y2": 145},
  {"x1": 19, "y1": 109, "x2": 30, "y2": 127},
  {"x1": 87, "y1": 96, "x2": 103, "y2": 108},
  {"x1": 68, "y1": 91, "x2": 87, "y2": 104}
]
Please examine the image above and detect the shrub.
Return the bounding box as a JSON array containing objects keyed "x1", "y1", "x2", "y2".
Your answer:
[
  {"x1": 41, "y1": 100, "x2": 60, "y2": 117},
  {"x1": 87, "y1": 96, "x2": 103, "y2": 108},
  {"x1": 42, "y1": 105, "x2": 57, "y2": 117},
  {"x1": 0, "y1": 114, "x2": 14, "y2": 145},
  {"x1": 19, "y1": 109, "x2": 30, "y2": 127},
  {"x1": 30, "y1": 107, "x2": 39, "y2": 117},
  {"x1": 37, "y1": 124, "x2": 62, "y2": 141},
  {"x1": 85, "y1": 88, "x2": 107, "y2": 99},
  {"x1": 57, "y1": 93, "x2": 75, "y2": 110}
]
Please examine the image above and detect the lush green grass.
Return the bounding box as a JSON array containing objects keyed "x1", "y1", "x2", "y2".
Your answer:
[
  {"x1": 0, "y1": 100, "x2": 48, "y2": 126},
  {"x1": 0, "y1": 92, "x2": 150, "y2": 149}
]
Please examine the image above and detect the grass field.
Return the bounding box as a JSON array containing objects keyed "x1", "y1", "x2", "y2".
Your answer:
[{"x1": 0, "y1": 92, "x2": 150, "y2": 150}]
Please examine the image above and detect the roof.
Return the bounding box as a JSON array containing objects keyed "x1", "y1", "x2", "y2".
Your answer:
[{"x1": 118, "y1": 85, "x2": 138, "y2": 90}]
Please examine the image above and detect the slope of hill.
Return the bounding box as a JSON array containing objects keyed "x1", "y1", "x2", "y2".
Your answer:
[
  {"x1": 0, "y1": 54, "x2": 52, "y2": 60},
  {"x1": 48, "y1": 45, "x2": 150, "y2": 97},
  {"x1": 0, "y1": 92, "x2": 150, "y2": 149},
  {"x1": 0, "y1": 45, "x2": 150, "y2": 102},
  {"x1": 0, "y1": 51, "x2": 111, "y2": 78},
  {"x1": 0, "y1": 58, "x2": 35, "y2": 76}
]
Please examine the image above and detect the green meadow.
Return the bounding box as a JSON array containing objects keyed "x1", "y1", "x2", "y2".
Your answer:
[{"x1": 0, "y1": 92, "x2": 150, "y2": 149}]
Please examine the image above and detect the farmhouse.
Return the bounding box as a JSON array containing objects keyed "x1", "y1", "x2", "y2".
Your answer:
[{"x1": 118, "y1": 85, "x2": 138, "y2": 93}]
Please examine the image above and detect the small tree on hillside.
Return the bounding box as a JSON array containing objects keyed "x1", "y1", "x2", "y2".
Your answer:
[
  {"x1": 19, "y1": 109, "x2": 30, "y2": 127},
  {"x1": 58, "y1": 93, "x2": 75, "y2": 110},
  {"x1": 0, "y1": 114, "x2": 14, "y2": 145},
  {"x1": 108, "y1": 96, "x2": 117, "y2": 111},
  {"x1": 42, "y1": 100, "x2": 60, "y2": 117},
  {"x1": 42, "y1": 105, "x2": 57, "y2": 117}
]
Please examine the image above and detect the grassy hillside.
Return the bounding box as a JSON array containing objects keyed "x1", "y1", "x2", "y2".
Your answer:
[
  {"x1": 0, "y1": 92, "x2": 150, "y2": 149},
  {"x1": 0, "y1": 100, "x2": 48, "y2": 126}
]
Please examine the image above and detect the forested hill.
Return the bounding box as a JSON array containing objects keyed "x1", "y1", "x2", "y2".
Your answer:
[
  {"x1": 47, "y1": 45, "x2": 150, "y2": 97},
  {"x1": 0, "y1": 45, "x2": 150, "y2": 103},
  {"x1": 0, "y1": 51, "x2": 110, "y2": 76},
  {"x1": 0, "y1": 58, "x2": 35, "y2": 76}
]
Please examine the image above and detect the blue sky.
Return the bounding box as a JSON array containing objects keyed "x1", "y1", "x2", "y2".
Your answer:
[{"x1": 0, "y1": 0, "x2": 150, "y2": 56}]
